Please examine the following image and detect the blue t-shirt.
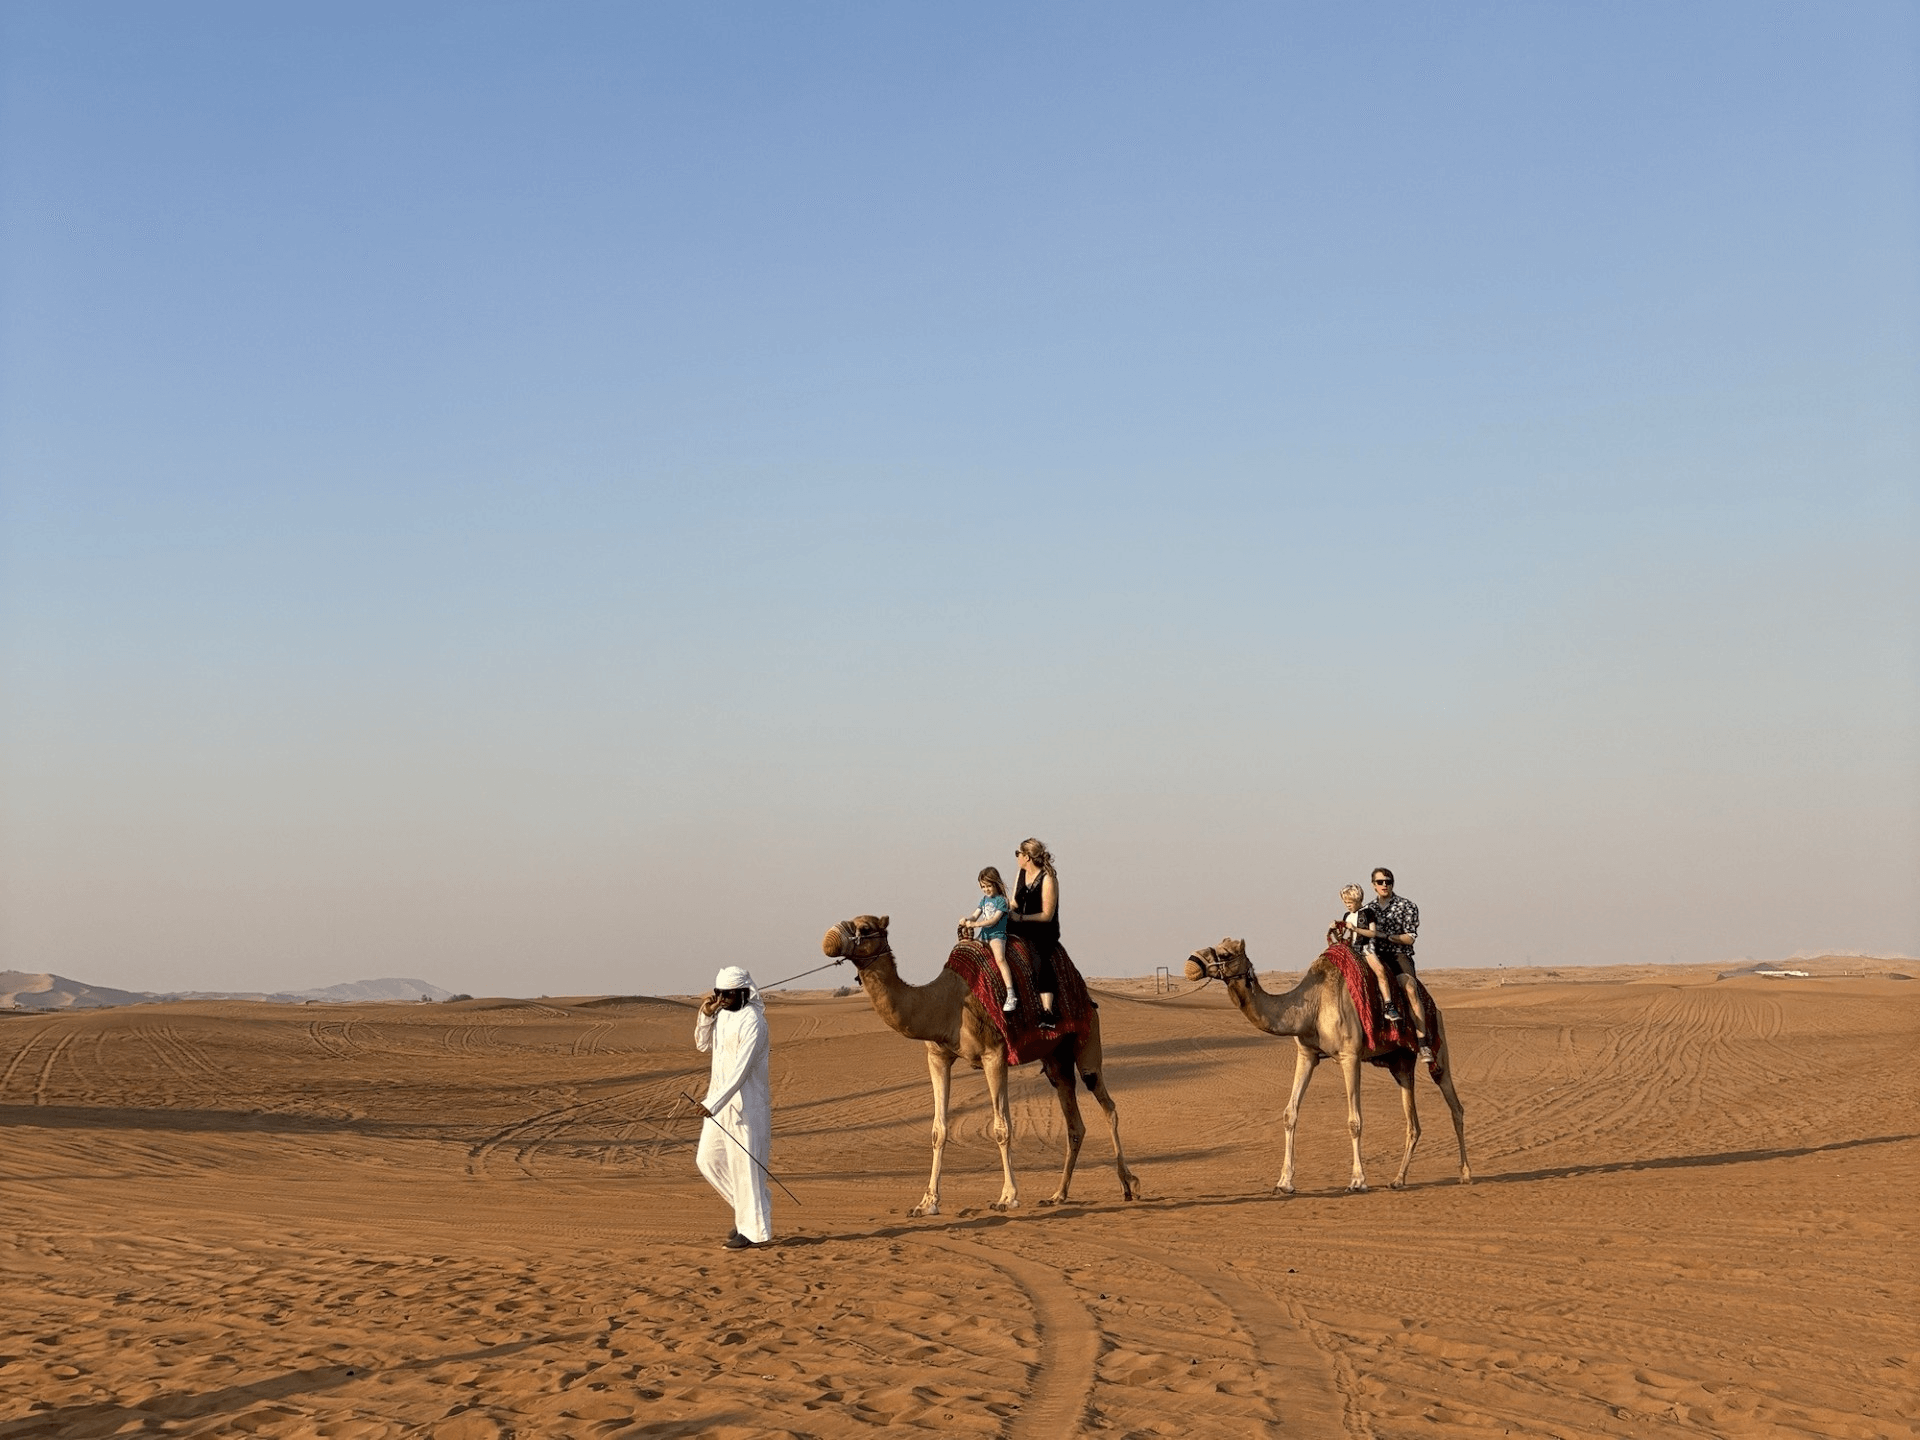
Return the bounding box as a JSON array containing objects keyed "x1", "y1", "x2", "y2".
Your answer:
[{"x1": 973, "y1": 893, "x2": 1009, "y2": 942}]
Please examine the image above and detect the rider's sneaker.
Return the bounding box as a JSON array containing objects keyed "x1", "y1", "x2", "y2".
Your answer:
[
  {"x1": 1002, "y1": 995, "x2": 1018, "y2": 1013},
  {"x1": 1417, "y1": 1045, "x2": 1434, "y2": 1064},
  {"x1": 1383, "y1": 1005, "x2": 1403, "y2": 1022}
]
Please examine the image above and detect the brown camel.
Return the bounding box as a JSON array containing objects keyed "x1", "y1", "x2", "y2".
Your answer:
[
  {"x1": 1185, "y1": 938, "x2": 1470, "y2": 1193},
  {"x1": 822, "y1": 915, "x2": 1140, "y2": 1217}
]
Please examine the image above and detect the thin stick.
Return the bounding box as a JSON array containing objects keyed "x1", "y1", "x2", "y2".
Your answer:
[{"x1": 681, "y1": 1090, "x2": 802, "y2": 1206}]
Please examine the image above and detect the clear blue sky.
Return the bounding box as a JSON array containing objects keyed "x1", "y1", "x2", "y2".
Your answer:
[{"x1": 2, "y1": 2, "x2": 1914, "y2": 995}]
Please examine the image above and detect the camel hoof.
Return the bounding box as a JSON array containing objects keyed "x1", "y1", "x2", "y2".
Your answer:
[
  {"x1": 909, "y1": 1202, "x2": 939, "y2": 1218},
  {"x1": 1389, "y1": 1179, "x2": 1406, "y2": 1190},
  {"x1": 1273, "y1": 1183, "x2": 1295, "y2": 1197},
  {"x1": 1038, "y1": 1195, "x2": 1065, "y2": 1208},
  {"x1": 1347, "y1": 1182, "x2": 1368, "y2": 1194},
  {"x1": 989, "y1": 1200, "x2": 1019, "y2": 1212},
  {"x1": 1460, "y1": 1171, "x2": 1474, "y2": 1185}
]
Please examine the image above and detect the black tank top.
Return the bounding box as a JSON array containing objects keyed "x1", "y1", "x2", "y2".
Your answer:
[{"x1": 1011, "y1": 868, "x2": 1060, "y2": 952}]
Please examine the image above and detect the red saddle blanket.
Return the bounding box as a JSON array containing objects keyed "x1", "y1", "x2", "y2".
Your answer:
[
  {"x1": 944, "y1": 937, "x2": 1093, "y2": 1066},
  {"x1": 1322, "y1": 942, "x2": 1443, "y2": 1080}
]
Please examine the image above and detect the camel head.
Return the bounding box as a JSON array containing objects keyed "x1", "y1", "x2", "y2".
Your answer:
[
  {"x1": 822, "y1": 914, "x2": 892, "y2": 971},
  {"x1": 1184, "y1": 938, "x2": 1256, "y2": 984}
]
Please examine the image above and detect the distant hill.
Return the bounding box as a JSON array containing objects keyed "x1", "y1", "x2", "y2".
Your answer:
[
  {"x1": 290, "y1": 978, "x2": 452, "y2": 1003},
  {"x1": 0, "y1": 971, "x2": 453, "y2": 1010},
  {"x1": 0, "y1": 971, "x2": 156, "y2": 1010}
]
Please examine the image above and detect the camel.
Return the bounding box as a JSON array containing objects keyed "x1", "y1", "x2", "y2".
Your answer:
[
  {"x1": 1185, "y1": 938, "x2": 1470, "y2": 1193},
  {"x1": 822, "y1": 914, "x2": 1139, "y2": 1217}
]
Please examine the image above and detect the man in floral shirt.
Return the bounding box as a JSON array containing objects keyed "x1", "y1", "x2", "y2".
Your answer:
[{"x1": 1369, "y1": 868, "x2": 1432, "y2": 1063}]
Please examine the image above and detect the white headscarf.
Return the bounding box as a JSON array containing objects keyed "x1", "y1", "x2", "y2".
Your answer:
[{"x1": 714, "y1": 966, "x2": 754, "y2": 991}]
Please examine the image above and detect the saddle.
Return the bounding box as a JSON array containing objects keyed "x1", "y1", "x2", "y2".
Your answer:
[
  {"x1": 1322, "y1": 942, "x2": 1443, "y2": 1080},
  {"x1": 945, "y1": 937, "x2": 1092, "y2": 1066}
]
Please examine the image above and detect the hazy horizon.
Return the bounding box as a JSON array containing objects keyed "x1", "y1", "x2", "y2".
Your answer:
[
  {"x1": 5, "y1": 951, "x2": 1917, "y2": 1007},
  {"x1": 3, "y1": 3, "x2": 1915, "y2": 998}
]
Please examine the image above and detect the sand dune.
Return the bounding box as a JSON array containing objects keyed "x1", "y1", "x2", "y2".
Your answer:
[
  {"x1": 1, "y1": 960, "x2": 1913, "y2": 1437},
  {"x1": 0, "y1": 973, "x2": 456, "y2": 1010},
  {"x1": 0, "y1": 970, "x2": 156, "y2": 1011}
]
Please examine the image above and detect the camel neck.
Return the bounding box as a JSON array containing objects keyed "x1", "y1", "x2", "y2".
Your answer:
[
  {"x1": 1227, "y1": 970, "x2": 1321, "y2": 1039},
  {"x1": 861, "y1": 951, "x2": 966, "y2": 1048}
]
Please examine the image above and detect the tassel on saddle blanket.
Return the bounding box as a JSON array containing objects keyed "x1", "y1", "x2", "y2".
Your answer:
[
  {"x1": 944, "y1": 938, "x2": 1094, "y2": 1066},
  {"x1": 1322, "y1": 942, "x2": 1444, "y2": 1081}
]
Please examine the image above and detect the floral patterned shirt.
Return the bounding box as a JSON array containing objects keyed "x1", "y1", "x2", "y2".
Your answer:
[{"x1": 1370, "y1": 893, "x2": 1420, "y2": 966}]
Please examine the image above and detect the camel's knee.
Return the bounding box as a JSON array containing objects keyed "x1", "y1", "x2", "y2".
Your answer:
[
  {"x1": 930, "y1": 1123, "x2": 948, "y2": 1147},
  {"x1": 1348, "y1": 1118, "x2": 1363, "y2": 1140},
  {"x1": 990, "y1": 1121, "x2": 1010, "y2": 1147},
  {"x1": 1284, "y1": 1106, "x2": 1302, "y2": 1130}
]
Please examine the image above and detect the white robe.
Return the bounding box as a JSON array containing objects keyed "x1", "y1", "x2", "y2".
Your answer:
[{"x1": 694, "y1": 995, "x2": 772, "y2": 1243}]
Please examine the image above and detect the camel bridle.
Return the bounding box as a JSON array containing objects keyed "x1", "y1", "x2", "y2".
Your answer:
[
  {"x1": 836, "y1": 919, "x2": 893, "y2": 968},
  {"x1": 1194, "y1": 949, "x2": 1253, "y2": 983}
]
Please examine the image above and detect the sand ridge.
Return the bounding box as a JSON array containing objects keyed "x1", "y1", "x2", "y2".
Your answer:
[{"x1": 1, "y1": 964, "x2": 1915, "y2": 1437}]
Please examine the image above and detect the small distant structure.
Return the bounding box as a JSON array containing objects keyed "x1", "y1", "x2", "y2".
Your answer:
[{"x1": 1719, "y1": 960, "x2": 1815, "y2": 981}]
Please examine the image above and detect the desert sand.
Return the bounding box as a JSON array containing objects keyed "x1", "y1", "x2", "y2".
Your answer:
[{"x1": 1, "y1": 955, "x2": 1914, "y2": 1438}]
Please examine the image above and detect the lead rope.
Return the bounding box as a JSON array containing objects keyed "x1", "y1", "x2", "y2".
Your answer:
[{"x1": 756, "y1": 957, "x2": 848, "y2": 991}]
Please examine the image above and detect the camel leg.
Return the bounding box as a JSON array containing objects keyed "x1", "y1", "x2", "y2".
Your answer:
[
  {"x1": 1339, "y1": 1052, "x2": 1368, "y2": 1193},
  {"x1": 912, "y1": 1043, "x2": 954, "y2": 1218},
  {"x1": 1073, "y1": 1027, "x2": 1139, "y2": 1201},
  {"x1": 1039, "y1": 1052, "x2": 1086, "y2": 1206},
  {"x1": 985, "y1": 1044, "x2": 1020, "y2": 1211},
  {"x1": 1431, "y1": 1027, "x2": 1471, "y2": 1184},
  {"x1": 1387, "y1": 1052, "x2": 1421, "y2": 1189},
  {"x1": 1276, "y1": 1042, "x2": 1319, "y2": 1195}
]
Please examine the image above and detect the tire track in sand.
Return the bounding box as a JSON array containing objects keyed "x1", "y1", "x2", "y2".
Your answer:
[
  {"x1": 154, "y1": 1024, "x2": 225, "y2": 1079},
  {"x1": 32, "y1": 1032, "x2": 78, "y2": 1105},
  {"x1": 897, "y1": 1227, "x2": 1358, "y2": 1438},
  {"x1": 1106, "y1": 1238, "x2": 1365, "y2": 1439},
  {"x1": 133, "y1": 1026, "x2": 226, "y2": 1096},
  {"x1": 0, "y1": 1027, "x2": 53, "y2": 1100},
  {"x1": 571, "y1": 1021, "x2": 612, "y2": 1057},
  {"x1": 468, "y1": 1075, "x2": 691, "y2": 1178},
  {"x1": 305, "y1": 1020, "x2": 364, "y2": 1060},
  {"x1": 444, "y1": 1024, "x2": 500, "y2": 1054},
  {"x1": 910, "y1": 1233, "x2": 1098, "y2": 1440}
]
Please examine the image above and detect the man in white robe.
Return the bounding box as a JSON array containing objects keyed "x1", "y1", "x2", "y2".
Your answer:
[{"x1": 693, "y1": 965, "x2": 773, "y2": 1249}]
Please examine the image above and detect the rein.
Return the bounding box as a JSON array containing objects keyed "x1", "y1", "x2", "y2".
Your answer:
[
  {"x1": 752, "y1": 921, "x2": 897, "y2": 992},
  {"x1": 759, "y1": 957, "x2": 847, "y2": 990}
]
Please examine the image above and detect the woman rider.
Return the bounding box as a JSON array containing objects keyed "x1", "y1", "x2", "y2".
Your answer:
[{"x1": 1008, "y1": 838, "x2": 1061, "y2": 1027}]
